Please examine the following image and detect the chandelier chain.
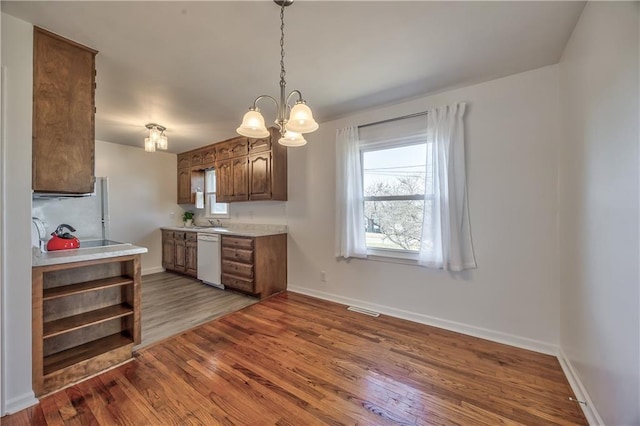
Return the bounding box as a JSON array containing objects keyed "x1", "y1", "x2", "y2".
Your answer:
[{"x1": 280, "y1": 2, "x2": 286, "y2": 86}]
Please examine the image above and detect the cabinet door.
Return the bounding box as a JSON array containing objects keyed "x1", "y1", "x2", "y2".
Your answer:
[
  {"x1": 190, "y1": 151, "x2": 203, "y2": 166},
  {"x1": 202, "y1": 147, "x2": 216, "y2": 168},
  {"x1": 177, "y1": 153, "x2": 191, "y2": 169},
  {"x1": 174, "y1": 240, "x2": 186, "y2": 271},
  {"x1": 249, "y1": 135, "x2": 272, "y2": 154},
  {"x1": 215, "y1": 160, "x2": 233, "y2": 202},
  {"x1": 185, "y1": 242, "x2": 198, "y2": 277},
  {"x1": 249, "y1": 153, "x2": 272, "y2": 200},
  {"x1": 231, "y1": 157, "x2": 249, "y2": 201},
  {"x1": 33, "y1": 28, "x2": 97, "y2": 194},
  {"x1": 177, "y1": 169, "x2": 191, "y2": 204},
  {"x1": 162, "y1": 238, "x2": 175, "y2": 270}
]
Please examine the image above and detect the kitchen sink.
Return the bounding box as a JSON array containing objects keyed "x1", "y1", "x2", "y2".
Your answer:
[{"x1": 190, "y1": 226, "x2": 230, "y2": 233}]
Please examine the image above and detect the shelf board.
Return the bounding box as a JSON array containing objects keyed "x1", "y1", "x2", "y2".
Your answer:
[
  {"x1": 43, "y1": 276, "x2": 133, "y2": 301},
  {"x1": 43, "y1": 304, "x2": 133, "y2": 339},
  {"x1": 43, "y1": 332, "x2": 133, "y2": 376}
]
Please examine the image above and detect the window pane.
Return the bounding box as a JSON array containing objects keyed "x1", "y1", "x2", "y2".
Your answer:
[
  {"x1": 364, "y1": 200, "x2": 424, "y2": 251},
  {"x1": 207, "y1": 194, "x2": 228, "y2": 215},
  {"x1": 205, "y1": 169, "x2": 216, "y2": 193},
  {"x1": 363, "y1": 144, "x2": 426, "y2": 197}
]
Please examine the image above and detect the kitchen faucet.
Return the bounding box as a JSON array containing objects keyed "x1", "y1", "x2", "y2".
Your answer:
[{"x1": 208, "y1": 219, "x2": 222, "y2": 227}]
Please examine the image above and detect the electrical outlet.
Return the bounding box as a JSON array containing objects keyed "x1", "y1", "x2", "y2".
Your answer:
[
  {"x1": 169, "y1": 211, "x2": 175, "y2": 220},
  {"x1": 320, "y1": 271, "x2": 327, "y2": 282}
]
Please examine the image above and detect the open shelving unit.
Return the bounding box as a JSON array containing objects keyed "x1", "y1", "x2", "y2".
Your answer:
[{"x1": 32, "y1": 255, "x2": 141, "y2": 396}]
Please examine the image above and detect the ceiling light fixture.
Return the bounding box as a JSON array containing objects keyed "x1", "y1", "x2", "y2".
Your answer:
[
  {"x1": 144, "y1": 123, "x2": 168, "y2": 152},
  {"x1": 236, "y1": 0, "x2": 318, "y2": 147}
]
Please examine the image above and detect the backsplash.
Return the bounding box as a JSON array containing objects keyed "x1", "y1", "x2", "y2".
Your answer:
[
  {"x1": 189, "y1": 200, "x2": 288, "y2": 227},
  {"x1": 32, "y1": 177, "x2": 109, "y2": 240}
]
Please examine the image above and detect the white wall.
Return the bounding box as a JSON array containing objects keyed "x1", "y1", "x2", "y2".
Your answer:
[
  {"x1": 0, "y1": 13, "x2": 38, "y2": 414},
  {"x1": 95, "y1": 140, "x2": 180, "y2": 275},
  {"x1": 288, "y1": 65, "x2": 562, "y2": 352},
  {"x1": 558, "y1": 3, "x2": 639, "y2": 425}
]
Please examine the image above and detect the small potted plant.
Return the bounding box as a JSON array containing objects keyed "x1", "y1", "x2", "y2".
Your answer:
[{"x1": 182, "y1": 211, "x2": 194, "y2": 228}]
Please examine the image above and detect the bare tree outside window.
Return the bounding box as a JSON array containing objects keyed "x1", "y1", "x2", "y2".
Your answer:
[
  {"x1": 362, "y1": 143, "x2": 430, "y2": 252},
  {"x1": 364, "y1": 177, "x2": 424, "y2": 250}
]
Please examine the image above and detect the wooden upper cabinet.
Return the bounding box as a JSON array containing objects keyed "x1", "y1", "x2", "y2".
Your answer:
[
  {"x1": 190, "y1": 151, "x2": 203, "y2": 167},
  {"x1": 181, "y1": 127, "x2": 286, "y2": 204},
  {"x1": 177, "y1": 169, "x2": 191, "y2": 204},
  {"x1": 202, "y1": 147, "x2": 216, "y2": 167},
  {"x1": 216, "y1": 138, "x2": 248, "y2": 161},
  {"x1": 33, "y1": 27, "x2": 98, "y2": 194},
  {"x1": 215, "y1": 157, "x2": 248, "y2": 202},
  {"x1": 249, "y1": 135, "x2": 272, "y2": 154},
  {"x1": 231, "y1": 157, "x2": 249, "y2": 201},
  {"x1": 249, "y1": 153, "x2": 272, "y2": 200},
  {"x1": 177, "y1": 153, "x2": 191, "y2": 169},
  {"x1": 215, "y1": 160, "x2": 233, "y2": 203}
]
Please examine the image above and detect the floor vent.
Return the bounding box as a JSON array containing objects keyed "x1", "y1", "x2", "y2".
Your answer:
[{"x1": 347, "y1": 306, "x2": 380, "y2": 317}]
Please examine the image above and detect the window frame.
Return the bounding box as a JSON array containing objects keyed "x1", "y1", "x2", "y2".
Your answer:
[
  {"x1": 204, "y1": 168, "x2": 230, "y2": 219},
  {"x1": 360, "y1": 140, "x2": 429, "y2": 260}
]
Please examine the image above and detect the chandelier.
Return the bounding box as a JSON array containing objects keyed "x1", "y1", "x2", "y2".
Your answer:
[
  {"x1": 144, "y1": 123, "x2": 168, "y2": 152},
  {"x1": 236, "y1": 0, "x2": 318, "y2": 147}
]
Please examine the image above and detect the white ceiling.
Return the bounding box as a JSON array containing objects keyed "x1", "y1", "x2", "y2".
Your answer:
[{"x1": 2, "y1": 1, "x2": 585, "y2": 153}]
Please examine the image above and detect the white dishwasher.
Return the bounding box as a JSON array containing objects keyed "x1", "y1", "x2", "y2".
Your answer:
[{"x1": 197, "y1": 233, "x2": 223, "y2": 289}]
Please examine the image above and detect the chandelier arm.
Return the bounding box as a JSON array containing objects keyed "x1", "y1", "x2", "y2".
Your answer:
[
  {"x1": 251, "y1": 95, "x2": 279, "y2": 110},
  {"x1": 285, "y1": 89, "x2": 304, "y2": 107}
]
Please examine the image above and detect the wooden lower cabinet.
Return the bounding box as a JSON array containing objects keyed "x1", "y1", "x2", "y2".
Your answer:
[
  {"x1": 32, "y1": 254, "x2": 141, "y2": 396},
  {"x1": 162, "y1": 230, "x2": 197, "y2": 277},
  {"x1": 185, "y1": 233, "x2": 198, "y2": 277},
  {"x1": 162, "y1": 231, "x2": 175, "y2": 270},
  {"x1": 221, "y1": 234, "x2": 286, "y2": 299},
  {"x1": 174, "y1": 239, "x2": 186, "y2": 271}
]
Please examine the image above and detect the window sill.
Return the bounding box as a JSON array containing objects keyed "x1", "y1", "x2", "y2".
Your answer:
[{"x1": 365, "y1": 248, "x2": 420, "y2": 266}]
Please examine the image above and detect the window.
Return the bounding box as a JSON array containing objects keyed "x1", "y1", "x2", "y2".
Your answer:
[
  {"x1": 358, "y1": 114, "x2": 433, "y2": 259},
  {"x1": 205, "y1": 169, "x2": 229, "y2": 218},
  {"x1": 337, "y1": 103, "x2": 475, "y2": 269},
  {"x1": 362, "y1": 142, "x2": 432, "y2": 256}
]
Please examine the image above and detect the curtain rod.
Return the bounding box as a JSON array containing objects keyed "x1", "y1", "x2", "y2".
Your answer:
[{"x1": 358, "y1": 111, "x2": 429, "y2": 129}]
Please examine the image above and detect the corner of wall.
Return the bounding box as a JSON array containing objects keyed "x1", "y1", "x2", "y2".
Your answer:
[{"x1": 557, "y1": 348, "x2": 605, "y2": 425}]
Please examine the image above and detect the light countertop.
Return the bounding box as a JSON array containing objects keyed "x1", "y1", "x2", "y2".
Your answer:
[
  {"x1": 161, "y1": 223, "x2": 287, "y2": 238},
  {"x1": 33, "y1": 244, "x2": 148, "y2": 267}
]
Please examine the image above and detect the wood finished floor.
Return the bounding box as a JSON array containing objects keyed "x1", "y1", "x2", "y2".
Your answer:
[
  {"x1": 139, "y1": 271, "x2": 257, "y2": 348},
  {"x1": 4, "y1": 292, "x2": 586, "y2": 425}
]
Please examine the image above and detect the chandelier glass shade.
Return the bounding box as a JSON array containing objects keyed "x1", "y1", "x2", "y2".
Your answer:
[
  {"x1": 236, "y1": 0, "x2": 318, "y2": 145},
  {"x1": 145, "y1": 124, "x2": 168, "y2": 152}
]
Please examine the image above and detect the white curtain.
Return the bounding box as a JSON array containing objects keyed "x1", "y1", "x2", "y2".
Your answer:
[
  {"x1": 419, "y1": 103, "x2": 476, "y2": 271},
  {"x1": 335, "y1": 126, "x2": 367, "y2": 259}
]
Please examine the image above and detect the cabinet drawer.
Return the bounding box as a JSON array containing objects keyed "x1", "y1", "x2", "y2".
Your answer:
[
  {"x1": 221, "y1": 274, "x2": 255, "y2": 293},
  {"x1": 221, "y1": 236, "x2": 254, "y2": 250},
  {"x1": 186, "y1": 232, "x2": 198, "y2": 242},
  {"x1": 174, "y1": 231, "x2": 186, "y2": 240},
  {"x1": 222, "y1": 247, "x2": 253, "y2": 263},
  {"x1": 162, "y1": 230, "x2": 174, "y2": 240},
  {"x1": 222, "y1": 260, "x2": 253, "y2": 278}
]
